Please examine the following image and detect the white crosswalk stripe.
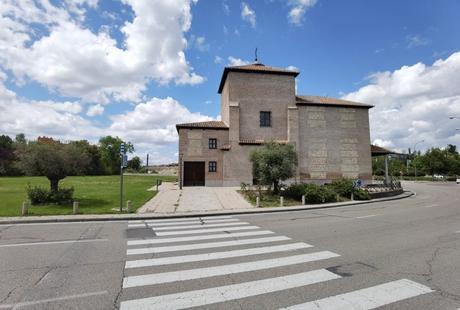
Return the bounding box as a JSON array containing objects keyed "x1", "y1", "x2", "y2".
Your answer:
[
  {"x1": 280, "y1": 279, "x2": 433, "y2": 310},
  {"x1": 125, "y1": 242, "x2": 312, "y2": 268},
  {"x1": 127, "y1": 218, "x2": 239, "y2": 228},
  {"x1": 149, "y1": 221, "x2": 250, "y2": 231},
  {"x1": 128, "y1": 215, "x2": 233, "y2": 224},
  {"x1": 155, "y1": 225, "x2": 260, "y2": 236},
  {"x1": 126, "y1": 235, "x2": 293, "y2": 255},
  {"x1": 123, "y1": 251, "x2": 340, "y2": 288},
  {"x1": 127, "y1": 230, "x2": 275, "y2": 246},
  {"x1": 120, "y1": 215, "x2": 434, "y2": 309},
  {"x1": 120, "y1": 269, "x2": 340, "y2": 310}
]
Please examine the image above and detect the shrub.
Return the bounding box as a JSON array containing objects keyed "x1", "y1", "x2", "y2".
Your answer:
[
  {"x1": 329, "y1": 178, "x2": 354, "y2": 198},
  {"x1": 26, "y1": 185, "x2": 49, "y2": 204},
  {"x1": 304, "y1": 184, "x2": 337, "y2": 204},
  {"x1": 353, "y1": 188, "x2": 371, "y2": 200},
  {"x1": 48, "y1": 187, "x2": 74, "y2": 204},
  {"x1": 283, "y1": 183, "x2": 307, "y2": 200},
  {"x1": 26, "y1": 185, "x2": 74, "y2": 205}
]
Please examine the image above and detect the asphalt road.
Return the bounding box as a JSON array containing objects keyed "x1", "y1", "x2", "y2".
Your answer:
[{"x1": 0, "y1": 181, "x2": 459, "y2": 309}]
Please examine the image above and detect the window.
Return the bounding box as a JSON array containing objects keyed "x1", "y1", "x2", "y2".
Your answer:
[
  {"x1": 260, "y1": 111, "x2": 271, "y2": 127},
  {"x1": 209, "y1": 161, "x2": 217, "y2": 172},
  {"x1": 208, "y1": 138, "x2": 217, "y2": 149}
]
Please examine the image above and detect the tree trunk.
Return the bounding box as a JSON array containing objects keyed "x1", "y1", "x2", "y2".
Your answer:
[
  {"x1": 273, "y1": 180, "x2": 279, "y2": 194},
  {"x1": 49, "y1": 178, "x2": 59, "y2": 193}
]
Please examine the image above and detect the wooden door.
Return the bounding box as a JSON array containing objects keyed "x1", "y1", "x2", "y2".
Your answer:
[{"x1": 183, "y1": 161, "x2": 205, "y2": 186}]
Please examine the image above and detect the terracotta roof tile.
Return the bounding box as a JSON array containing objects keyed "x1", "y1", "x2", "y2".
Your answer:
[
  {"x1": 176, "y1": 121, "x2": 229, "y2": 130},
  {"x1": 371, "y1": 144, "x2": 394, "y2": 156},
  {"x1": 296, "y1": 95, "x2": 373, "y2": 109},
  {"x1": 218, "y1": 63, "x2": 299, "y2": 94}
]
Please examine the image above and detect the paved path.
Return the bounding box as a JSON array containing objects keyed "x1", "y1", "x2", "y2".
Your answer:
[
  {"x1": 137, "y1": 184, "x2": 253, "y2": 214},
  {"x1": 1, "y1": 181, "x2": 459, "y2": 309}
]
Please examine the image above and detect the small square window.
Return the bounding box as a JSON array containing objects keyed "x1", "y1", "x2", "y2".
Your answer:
[
  {"x1": 209, "y1": 138, "x2": 217, "y2": 149},
  {"x1": 260, "y1": 111, "x2": 271, "y2": 127},
  {"x1": 209, "y1": 161, "x2": 217, "y2": 172}
]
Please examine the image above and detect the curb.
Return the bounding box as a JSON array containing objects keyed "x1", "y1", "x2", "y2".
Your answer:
[{"x1": 0, "y1": 190, "x2": 415, "y2": 225}]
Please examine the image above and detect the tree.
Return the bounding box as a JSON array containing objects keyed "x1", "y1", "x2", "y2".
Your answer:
[
  {"x1": 70, "y1": 140, "x2": 105, "y2": 175},
  {"x1": 250, "y1": 142, "x2": 298, "y2": 193},
  {"x1": 18, "y1": 140, "x2": 90, "y2": 192},
  {"x1": 0, "y1": 135, "x2": 15, "y2": 176},
  {"x1": 98, "y1": 136, "x2": 134, "y2": 174},
  {"x1": 127, "y1": 156, "x2": 141, "y2": 171}
]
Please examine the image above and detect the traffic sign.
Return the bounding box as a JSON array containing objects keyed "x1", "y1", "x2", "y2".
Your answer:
[
  {"x1": 120, "y1": 142, "x2": 125, "y2": 154},
  {"x1": 353, "y1": 179, "x2": 362, "y2": 188},
  {"x1": 122, "y1": 154, "x2": 128, "y2": 168}
]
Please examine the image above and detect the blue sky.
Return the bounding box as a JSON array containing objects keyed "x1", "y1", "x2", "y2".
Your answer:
[{"x1": 1, "y1": 0, "x2": 460, "y2": 163}]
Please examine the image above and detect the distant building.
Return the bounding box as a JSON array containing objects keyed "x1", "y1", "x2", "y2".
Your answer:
[{"x1": 176, "y1": 63, "x2": 374, "y2": 187}]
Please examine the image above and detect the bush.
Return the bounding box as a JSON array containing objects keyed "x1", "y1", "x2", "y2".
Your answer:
[
  {"x1": 26, "y1": 185, "x2": 49, "y2": 204},
  {"x1": 26, "y1": 185, "x2": 74, "y2": 205},
  {"x1": 304, "y1": 184, "x2": 337, "y2": 204},
  {"x1": 329, "y1": 179, "x2": 354, "y2": 199},
  {"x1": 48, "y1": 187, "x2": 74, "y2": 204},
  {"x1": 353, "y1": 188, "x2": 371, "y2": 200},
  {"x1": 283, "y1": 183, "x2": 307, "y2": 200}
]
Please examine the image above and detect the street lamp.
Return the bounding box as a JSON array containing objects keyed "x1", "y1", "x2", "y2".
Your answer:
[{"x1": 413, "y1": 140, "x2": 424, "y2": 181}]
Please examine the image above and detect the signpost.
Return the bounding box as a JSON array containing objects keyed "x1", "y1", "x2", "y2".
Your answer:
[{"x1": 120, "y1": 143, "x2": 126, "y2": 212}]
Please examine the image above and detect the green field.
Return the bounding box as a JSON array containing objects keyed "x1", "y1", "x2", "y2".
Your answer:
[{"x1": 0, "y1": 175, "x2": 177, "y2": 217}]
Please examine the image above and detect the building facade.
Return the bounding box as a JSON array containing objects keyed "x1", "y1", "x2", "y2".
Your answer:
[{"x1": 176, "y1": 63, "x2": 374, "y2": 187}]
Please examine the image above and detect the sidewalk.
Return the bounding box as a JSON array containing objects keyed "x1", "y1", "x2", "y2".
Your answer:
[{"x1": 0, "y1": 190, "x2": 414, "y2": 224}]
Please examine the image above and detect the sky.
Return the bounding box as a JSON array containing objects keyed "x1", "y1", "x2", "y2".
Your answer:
[{"x1": 1, "y1": 0, "x2": 460, "y2": 164}]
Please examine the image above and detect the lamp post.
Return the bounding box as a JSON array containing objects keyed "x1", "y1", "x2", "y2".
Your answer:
[{"x1": 413, "y1": 140, "x2": 424, "y2": 181}]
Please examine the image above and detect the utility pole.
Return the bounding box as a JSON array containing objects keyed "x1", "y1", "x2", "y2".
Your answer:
[
  {"x1": 413, "y1": 140, "x2": 424, "y2": 181},
  {"x1": 120, "y1": 143, "x2": 126, "y2": 212}
]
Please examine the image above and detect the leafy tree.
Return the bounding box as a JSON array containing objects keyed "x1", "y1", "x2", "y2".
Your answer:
[
  {"x1": 98, "y1": 136, "x2": 134, "y2": 174},
  {"x1": 127, "y1": 156, "x2": 142, "y2": 171},
  {"x1": 18, "y1": 140, "x2": 90, "y2": 192},
  {"x1": 250, "y1": 142, "x2": 297, "y2": 193},
  {"x1": 70, "y1": 140, "x2": 105, "y2": 175},
  {"x1": 0, "y1": 135, "x2": 15, "y2": 176}
]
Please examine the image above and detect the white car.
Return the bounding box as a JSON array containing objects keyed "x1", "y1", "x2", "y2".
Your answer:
[{"x1": 457, "y1": 178, "x2": 460, "y2": 184}]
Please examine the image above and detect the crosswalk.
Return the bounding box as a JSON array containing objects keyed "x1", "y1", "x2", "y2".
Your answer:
[{"x1": 120, "y1": 215, "x2": 434, "y2": 309}]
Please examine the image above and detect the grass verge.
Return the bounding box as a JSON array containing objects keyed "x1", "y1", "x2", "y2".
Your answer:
[{"x1": 0, "y1": 175, "x2": 176, "y2": 217}]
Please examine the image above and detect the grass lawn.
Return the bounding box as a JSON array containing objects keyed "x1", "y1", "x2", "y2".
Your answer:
[{"x1": 0, "y1": 175, "x2": 177, "y2": 217}]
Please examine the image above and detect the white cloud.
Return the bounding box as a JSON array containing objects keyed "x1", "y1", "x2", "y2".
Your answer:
[
  {"x1": 287, "y1": 0, "x2": 317, "y2": 26},
  {"x1": 286, "y1": 65, "x2": 299, "y2": 71},
  {"x1": 342, "y1": 51, "x2": 460, "y2": 152},
  {"x1": 0, "y1": 75, "x2": 214, "y2": 163},
  {"x1": 228, "y1": 56, "x2": 250, "y2": 66},
  {"x1": 189, "y1": 35, "x2": 209, "y2": 52},
  {"x1": 241, "y1": 2, "x2": 256, "y2": 28},
  {"x1": 406, "y1": 34, "x2": 430, "y2": 48},
  {"x1": 214, "y1": 56, "x2": 223, "y2": 64},
  {"x1": 86, "y1": 104, "x2": 105, "y2": 116},
  {"x1": 0, "y1": 0, "x2": 204, "y2": 104}
]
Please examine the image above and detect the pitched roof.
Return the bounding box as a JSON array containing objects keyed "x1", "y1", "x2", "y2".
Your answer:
[
  {"x1": 296, "y1": 95, "x2": 373, "y2": 109},
  {"x1": 371, "y1": 144, "x2": 393, "y2": 156},
  {"x1": 218, "y1": 63, "x2": 299, "y2": 94},
  {"x1": 175, "y1": 121, "x2": 229, "y2": 131}
]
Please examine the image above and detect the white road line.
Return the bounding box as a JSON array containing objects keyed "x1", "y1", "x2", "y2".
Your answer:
[
  {"x1": 156, "y1": 225, "x2": 260, "y2": 236},
  {"x1": 123, "y1": 251, "x2": 340, "y2": 288},
  {"x1": 280, "y1": 279, "x2": 433, "y2": 310},
  {"x1": 127, "y1": 230, "x2": 275, "y2": 246},
  {"x1": 151, "y1": 222, "x2": 250, "y2": 231},
  {"x1": 128, "y1": 218, "x2": 240, "y2": 228},
  {"x1": 125, "y1": 242, "x2": 312, "y2": 268},
  {"x1": 128, "y1": 216, "x2": 233, "y2": 224},
  {"x1": 0, "y1": 238, "x2": 108, "y2": 248},
  {"x1": 455, "y1": 231, "x2": 460, "y2": 234},
  {"x1": 119, "y1": 269, "x2": 340, "y2": 310},
  {"x1": 355, "y1": 214, "x2": 379, "y2": 219},
  {"x1": 127, "y1": 236, "x2": 292, "y2": 255},
  {"x1": 0, "y1": 291, "x2": 108, "y2": 309},
  {"x1": 423, "y1": 205, "x2": 435, "y2": 208}
]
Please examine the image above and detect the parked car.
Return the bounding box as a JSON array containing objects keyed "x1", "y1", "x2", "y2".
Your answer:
[{"x1": 457, "y1": 177, "x2": 460, "y2": 184}]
